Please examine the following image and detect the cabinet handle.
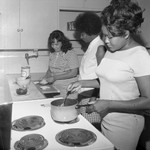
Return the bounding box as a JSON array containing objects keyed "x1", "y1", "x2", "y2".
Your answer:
[{"x1": 17, "y1": 29, "x2": 23, "y2": 32}]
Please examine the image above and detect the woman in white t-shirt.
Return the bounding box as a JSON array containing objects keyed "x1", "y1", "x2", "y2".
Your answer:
[
  {"x1": 67, "y1": 0, "x2": 150, "y2": 150},
  {"x1": 74, "y1": 12, "x2": 106, "y2": 126}
]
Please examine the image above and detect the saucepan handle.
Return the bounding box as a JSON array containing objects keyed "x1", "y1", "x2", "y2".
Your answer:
[{"x1": 75, "y1": 104, "x2": 91, "y2": 109}]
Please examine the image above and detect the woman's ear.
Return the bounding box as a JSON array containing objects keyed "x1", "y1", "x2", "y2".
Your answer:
[{"x1": 124, "y1": 30, "x2": 130, "y2": 39}]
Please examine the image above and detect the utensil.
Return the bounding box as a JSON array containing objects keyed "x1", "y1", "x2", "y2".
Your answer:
[
  {"x1": 75, "y1": 100, "x2": 96, "y2": 109},
  {"x1": 75, "y1": 104, "x2": 91, "y2": 109},
  {"x1": 26, "y1": 76, "x2": 30, "y2": 79},
  {"x1": 39, "y1": 79, "x2": 49, "y2": 86},
  {"x1": 61, "y1": 91, "x2": 70, "y2": 106}
]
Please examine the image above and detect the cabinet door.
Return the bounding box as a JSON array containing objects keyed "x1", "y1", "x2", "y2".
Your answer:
[
  {"x1": 20, "y1": 0, "x2": 58, "y2": 49},
  {"x1": 1, "y1": 0, "x2": 58, "y2": 49},
  {"x1": 0, "y1": 0, "x2": 20, "y2": 49}
]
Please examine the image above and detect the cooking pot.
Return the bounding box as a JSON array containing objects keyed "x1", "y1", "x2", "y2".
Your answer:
[{"x1": 50, "y1": 99, "x2": 78, "y2": 122}]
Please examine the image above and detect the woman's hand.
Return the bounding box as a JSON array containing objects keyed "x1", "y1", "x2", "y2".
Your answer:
[
  {"x1": 67, "y1": 81, "x2": 82, "y2": 93},
  {"x1": 39, "y1": 78, "x2": 48, "y2": 85},
  {"x1": 47, "y1": 76, "x2": 56, "y2": 84},
  {"x1": 86, "y1": 100, "x2": 111, "y2": 119}
]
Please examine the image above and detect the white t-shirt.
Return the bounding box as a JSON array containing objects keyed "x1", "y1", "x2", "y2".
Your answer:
[
  {"x1": 95, "y1": 46, "x2": 150, "y2": 150},
  {"x1": 96, "y1": 46, "x2": 150, "y2": 121},
  {"x1": 79, "y1": 36, "x2": 104, "y2": 92}
]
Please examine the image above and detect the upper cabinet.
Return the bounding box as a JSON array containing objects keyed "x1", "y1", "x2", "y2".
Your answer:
[
  {"x1": 0, "y1": 0, "x2": 58, "y2": 49},
  {"x1": 0, "y1": 0, "x2": 111, "y2": 49},
  {"x1": 59, "y1": 0, "x2": 110, "y2": 11}
]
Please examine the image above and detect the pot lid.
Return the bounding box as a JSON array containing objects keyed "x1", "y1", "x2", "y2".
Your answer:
[{"x1": 55, "y1": 128, "x2": 97, "y2": 147}]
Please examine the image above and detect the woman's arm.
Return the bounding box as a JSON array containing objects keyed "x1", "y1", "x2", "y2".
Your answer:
[
  {"x1": 43, "y1": 67, "x2": 52, "y2": 79},
  {"x1": 80, "y1": 79, "x2": 100, "y2": 88},
  {"x1": 88, "y1": 75, "x2": 150, "y2": 118},
  {"x1": 96, "y1": 45, "x2": 106, "y2": 65},
  {"x1": 67, "y1": 79, "x2": 100, "y2": 93},
  {"x1": 46, "y1": 68, "x2": 79, "y2": 83},
  {"x1": 54, "y1": 68, "x2": 78, "y2": 80},
  {"x1": 43, "y1": 53, "x2": 52, "y2": 79},
  {"x1": 39, "y1": 67, "x2": 52, "y2": 85},
  {"x1": 110, "y1": 75, "x2": 150, "y2": 111}
]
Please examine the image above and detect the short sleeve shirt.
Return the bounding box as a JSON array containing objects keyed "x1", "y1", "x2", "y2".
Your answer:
[
  {"x1": 96, "y1": 46, "x2": 150, "y2": 100},
  {"x1": 79, "y1": 36, "x2": 104, "y2": 80},
  {"x1": 49, "y1": 50, "x2": 79, "y2": 74}
]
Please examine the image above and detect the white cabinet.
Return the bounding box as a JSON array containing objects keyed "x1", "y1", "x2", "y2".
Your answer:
[
  {"x1": 1, "y1": 0, "x2": 58, "y2": 49},
  {"x1": 0, "y1": 0, "x2": 20, "y2": 49},
  {"x1": 0, "y1": 0, "x2": 111, "y2": 49}
]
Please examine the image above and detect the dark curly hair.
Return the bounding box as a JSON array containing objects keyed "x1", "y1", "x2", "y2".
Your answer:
[
  {"x1": 74, "y1": 12, "x2": 102, "y2": 36},
  {"x1": 48, "y1": 30, "x2": 72, "y2": 53},
  {"x1": 101, "y1": 0, "x2": 144, "y2": 36}
]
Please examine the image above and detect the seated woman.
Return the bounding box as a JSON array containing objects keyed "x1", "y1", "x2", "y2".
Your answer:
[{"x1": 40, "y1": 30, "x2": 79, "y2": 99}]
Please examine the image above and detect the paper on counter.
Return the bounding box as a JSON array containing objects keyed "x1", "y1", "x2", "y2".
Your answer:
[
  {"x1": 40, "y1": 86, "x2": 51, "y2": 90},
  {"x1": 33, "y1": 81, "x2": 40, "y2": 84}
]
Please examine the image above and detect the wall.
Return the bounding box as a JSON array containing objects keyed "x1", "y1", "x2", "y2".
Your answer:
[
  {"x1": 137, "y1": 0, "x2": 150, "y2": 48},
  {"x1": 0, "y1": 51, "x2": 49, "y2": 75},
  {"x1": 59, "y1": 10, "x2": 88, "y2": 57},
  {"x1": 0, "y1": 49, "x2": 83, "y2": 75}
]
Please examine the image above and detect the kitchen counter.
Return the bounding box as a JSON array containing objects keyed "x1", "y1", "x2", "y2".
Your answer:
[
  {"x1": 11, "y1": 98, "x2": 114, "y2": 150},
  {"x1": 6, "y1": 74, "x2": 60, "y2": 102},
  {"x1": 6, "y1": 74, "x2": 45, "y2": 102}
]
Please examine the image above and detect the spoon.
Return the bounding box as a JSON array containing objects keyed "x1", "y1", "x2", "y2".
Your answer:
[{"x1": 61, "y1": 91, "x2": 70, "y2": 106}]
